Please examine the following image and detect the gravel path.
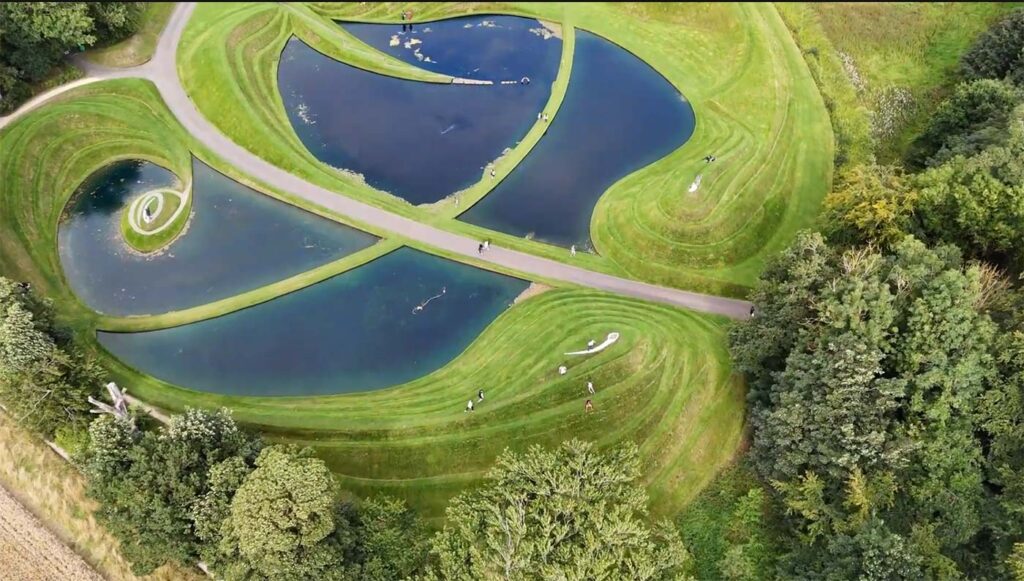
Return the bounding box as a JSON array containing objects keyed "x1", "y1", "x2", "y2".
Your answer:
[{"x1": 2, "y1": 2, "x2": 753, "y2": 320}]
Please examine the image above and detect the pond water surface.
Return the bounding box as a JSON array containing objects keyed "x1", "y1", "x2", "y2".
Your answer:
[
  {"x1": 59, "y1": 159, "x2": 377, "y2": 316},
  {"x1": 459, "y1": 31, "x2": 695, "y2": 248},
  {"x1": 278, "y1": 15, "x2": 561, "y2": 204},
  {"x1": 99, "y1": 248, "x2": 529, "y2": 396}
]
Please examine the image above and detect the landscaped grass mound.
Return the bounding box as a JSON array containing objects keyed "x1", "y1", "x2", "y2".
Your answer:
[
  {"x1": 119, "y1": 177, "x2": 192, "y2": 254},
  {"x1": 110, "y1": 288, "x2": 745, "y2": 521},
  {"x1": 178, "y1": 2, "x2": 833, "y2": 296},
  {"x1": 1, "y1": 78, "x2": 745, "y2": 524},
  {"x1": 0, "y1": 79, "x2": 191, "y2": 321}
]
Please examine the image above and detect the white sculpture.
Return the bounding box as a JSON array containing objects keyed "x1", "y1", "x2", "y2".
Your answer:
[
  {"x1": 88, "y1": 381, "x2": 130, "y2": 419},
  {"x1": 565, "y1": 332, "x2": 620, "y2": 356}
]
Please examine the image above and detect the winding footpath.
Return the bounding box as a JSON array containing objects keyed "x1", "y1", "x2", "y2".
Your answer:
[{"x1": 1, "y1": 2, "x2": 752, "y2": 320}]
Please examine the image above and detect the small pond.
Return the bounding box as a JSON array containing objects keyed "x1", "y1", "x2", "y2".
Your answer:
[
  {"x1": 459, "y1": 30, "x2": 695, "y2": 248},
  {"x1": 98, "y1": 248, "x2": 529, "y2": 396},
  {"x1": 278, "y1": 15, "x2": 561, "y2": 204},
  {"x1": 58, "y1": 159, "x2": 377, "y2": 316}
]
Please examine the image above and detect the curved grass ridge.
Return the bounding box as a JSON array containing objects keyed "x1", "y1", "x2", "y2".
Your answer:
[
  {"x1": 178, "y1": 3, "x2": 833, "y2": 297},
  {"x1": 0, "y1": 79, "x2": 192, "y2": 325},
  {"x1": 106, "y1": 289, "x2": 746, "y2": 521}
]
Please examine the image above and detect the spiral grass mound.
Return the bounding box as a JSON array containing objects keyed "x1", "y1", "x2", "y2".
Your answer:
[{"x1": 121, "y1": 176, "x2": 193, "y2": 254}]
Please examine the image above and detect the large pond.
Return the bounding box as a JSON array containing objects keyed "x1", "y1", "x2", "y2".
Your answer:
[
  {"x1": 278, "y1": 15, "x2": 561, "y2": 205},
  {"x1": 59, "y1": 159, "x2": 377, "y2": 316},
  {"x1": 460, "y1": 31, "x2": 695, "y2": 248},
  {"x1": 99, "y1": 248, "x2": 529, "y2": 396}
]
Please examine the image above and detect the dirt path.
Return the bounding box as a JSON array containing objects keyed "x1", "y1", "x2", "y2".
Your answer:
[{"x1": 0, "y1": 485, "x2": 103, "y2": 581}]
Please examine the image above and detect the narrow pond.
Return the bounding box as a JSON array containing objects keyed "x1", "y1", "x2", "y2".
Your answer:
[
  {"x1": 278, "y1": 15, "x2": 561, "y2": 204},
  {"x1": 59, "y1": 159, "x2": 377, "y2": 316},
  {"x1": 459, "y1": 30, "x2": 695, "y2": 248},
  {"x1": 99, "y1": 248, "x2": 529, "y2": 396}
]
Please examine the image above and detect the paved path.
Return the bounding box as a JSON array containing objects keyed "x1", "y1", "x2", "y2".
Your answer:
[{"x1": 4, "y1": 2, "x2": 753, "y2": 320}]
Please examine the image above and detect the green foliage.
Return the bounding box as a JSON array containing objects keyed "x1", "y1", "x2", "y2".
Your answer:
[
  {"x1": 962, "y1": 9, "x2": 1024, "y2": 82},
  {"x1": 911, "y1": 78, "x2": 1023, "y2": 166},
  {"x1": 355, "y1": 496, "x2": 429, "y2": 581},
  {"x1": 428, "y1": 439, "x2": 691, "y2": 580},
  {"x1": 823, "y1": 164, "x2": 920, "y2": 248},
  {"x1": 0, "y1": 277, "x2": 100, "y2": 436},
  {"x1": 732, "y1": 233, "x2": 1012, "y2": 575},
  {"x1": 916, "y1": 115, "x2": 1024, "y2": 264},
  {"x1": 216, "y1": 445, "x2": 355, "y2": 581},
  {"x1": 676, "y1": 464, "x2": 780, "y2": 579},
  {"x1": 85, "y1": 408, "x2": 261, "y2": 575},
  {"x1": 53, "y1": 423, "x2": 90, "y2": 459},
  {"x1": 0, "y1": 2, "x2": 143, "y2": 113}
]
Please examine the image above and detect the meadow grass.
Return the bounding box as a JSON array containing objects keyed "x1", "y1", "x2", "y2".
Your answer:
[
  {"x1": 178, "y1": 2, "x2": 834, "y2": 296},
  {"x1": 84, "y1": 3, "x2": 176, "y2": 68},
  {"x1": 781, "y1": 2, "x2": 1024, "y2": 161}
]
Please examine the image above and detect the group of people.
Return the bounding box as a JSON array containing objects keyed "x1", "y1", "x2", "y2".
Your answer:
[
  {"x1": 702, "y1": 154, "x2": 717, "y2": 163},
  {"x1": 557, "y1": 356, "x2": 598, "y2": 414},
  {"x1": 400, "y1": 9, "x2": 414, "y2": 32},
  {"x1": 536, "y1": 111, "x2": 550, "y2": 123},
  {"x1": 477, "y1": 239, "x2": 491, "y2": 254},
  {"x1": 465, "y1": 389, "x2": 485, "y2": 412}
]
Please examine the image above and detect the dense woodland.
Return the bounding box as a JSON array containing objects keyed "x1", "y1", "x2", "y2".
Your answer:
[
  {"x1": 2, "y1": 5, "x2": 1024, "y2": 580},
  {"x1": 0, "y1": 2, "x2": 144, "y2": 112}
]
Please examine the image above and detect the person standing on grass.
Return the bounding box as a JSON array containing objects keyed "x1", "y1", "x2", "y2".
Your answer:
[
  {"x1": 587, "y1": 381, "x2": 595, "y2": 395},
  {"x1": 478, "y1": 389, "x2": 485, "y2": 402},
  {"x1": 570, "y1": 245, "x2": 577, "y2": 257},
  {"x1": 466, "y1": 399, "x2": 474, "y2": 412},
  {"x1": 585, "y1": 399, "x2": 594, "y2": 413}
]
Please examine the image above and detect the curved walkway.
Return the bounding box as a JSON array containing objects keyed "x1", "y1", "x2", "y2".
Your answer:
[{"x1": 2, "y1": 2, "x2": 752, "y2": 320}]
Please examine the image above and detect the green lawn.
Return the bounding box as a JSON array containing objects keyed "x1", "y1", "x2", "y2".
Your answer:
[
  {"x1": 178, "y1": 2, "x2": 833, "y2": 297},
  {"x1": 84, "y1": 2, "x2": 176, "y2": 67},
  {"x1": 0, "y1": 78, "x2": 746, "y2": 521}
]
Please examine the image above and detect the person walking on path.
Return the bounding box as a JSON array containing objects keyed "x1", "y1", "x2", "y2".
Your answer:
[
  {"x1": 478, "y1": 389, "x2": 485, "y2": 402},
  {"x1": 465, "y1": 399, "x2": 474, "y2": 412},
  {"x1": 587, "y1": 381, "x2": 595, "y2": 395},
  {"x1": 478, "y1": 242, "x2": 484, "y2": 254},
  {"x1": 570, "y1": 245, "x2": 577, "y2": 257},
  {"x1": 585, "y1": 399, "x2": 594, "y2": 413},
  {"x1": 483, "y1": 240, "x2": 490, "y2": 251}
]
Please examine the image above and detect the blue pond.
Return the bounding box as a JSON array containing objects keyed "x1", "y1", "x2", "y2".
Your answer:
[
  {"x1": 99, "y1": 248, "x2": 529, "y2": 396},
  {"x1": 59, "y1": 159, "x2": 377, "y2": 316},
  {"x1": 460, "y1": 31, "x2": 695, "y2": 248},
  {"x1": 278, "y1": 15, "x2": 561, "y2": 204}
]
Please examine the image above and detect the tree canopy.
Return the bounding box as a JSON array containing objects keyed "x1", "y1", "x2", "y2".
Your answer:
[{"x1": 428, "y1": 439, "x2": 691, "y2": 580}]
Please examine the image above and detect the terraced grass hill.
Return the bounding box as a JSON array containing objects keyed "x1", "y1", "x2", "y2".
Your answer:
[{"x1": 179, "y1": 2, "x2": 833, "y2": 297}]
